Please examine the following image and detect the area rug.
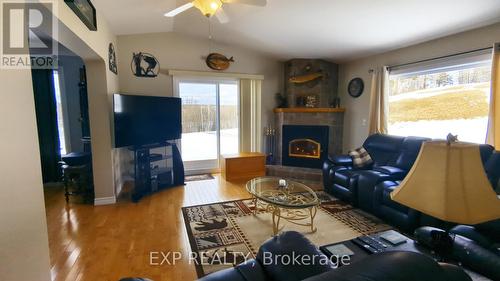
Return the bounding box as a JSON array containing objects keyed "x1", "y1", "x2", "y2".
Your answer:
[
  {"x1": 182, "y1": 192, "x2": 391, "y2": 277},
  {"x1": 185, "y1": 174, "x2": 215, "y2": 182}
]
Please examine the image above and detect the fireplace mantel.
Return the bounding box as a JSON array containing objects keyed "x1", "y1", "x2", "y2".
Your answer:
[{"x1": 274, "y1": 107, "x2": 346, "y2": 113}]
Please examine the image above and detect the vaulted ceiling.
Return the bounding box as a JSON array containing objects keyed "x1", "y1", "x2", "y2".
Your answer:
[{"x1": 92, "y1": 0, "x2": 500, "y2": 61}]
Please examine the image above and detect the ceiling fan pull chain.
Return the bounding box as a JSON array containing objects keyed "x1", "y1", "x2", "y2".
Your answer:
[{"x1": 208, "y1": 17, "x2": 213, "y2": 54}]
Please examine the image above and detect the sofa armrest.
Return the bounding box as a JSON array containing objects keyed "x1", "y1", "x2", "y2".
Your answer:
[
  {"x1": 450, "y1": 225, "x2": 494, "y2": 249},
  {"x1": 197, "y1": 266, "x2": 249, "y2": 281},
  {"x1": 438, "y1": 263, "x2": 474, "y2": 281},
  {"x1": 304, "y1": 251, "x2": 471, "y2": 281},
  {"x1": 452, "y1": 234, "x2": 500, "y2": 280},
  {"x1": 236, "y1": 259, "x2": 267, "y2": 281},
  {"x1": 323, "y1": 156, "x2": 353, "y2": 189},
  {"x1": 330, "y1": 155, "x2": 353, "y2": 166},
  {"x1": 373, "y1": 181, "x2": 398, "y2": 213},
  {"x1": 323, "y1": 155, "x2": 353, "y2": 170},
  {"x1": 256, "y1": 231, "x2": 333, "y2": 281},
  {"x1": 198, "y1": 259, "x2": 267, "y2": 281},
  {"x1": 373, "y1": 166, "x2": 407, "y2": 178}
]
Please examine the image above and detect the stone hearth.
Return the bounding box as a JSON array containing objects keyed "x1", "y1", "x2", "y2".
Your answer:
[{"x1": 266, "y1": 165, "x2": 323, "y2": 183}]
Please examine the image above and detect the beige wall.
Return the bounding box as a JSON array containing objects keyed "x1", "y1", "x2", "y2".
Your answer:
[
  {"x1": 339, "y1": 22, "x2": 500, "y2": 152},
  {"x1": 117, "y1": 32, "x2": 283, "y2": 129},
  {"x1": 0, "y1": 1, "x2": 118, "y2": 280},
  {"x1": 114, "y1": 32, "x2": 282, "y2": 190},
  {"x1": 54, "y1": 0, "x2": 120, "y2": 201},
  {"x1": 0, "y1": 69, "x2": 51, "y2": 281}
]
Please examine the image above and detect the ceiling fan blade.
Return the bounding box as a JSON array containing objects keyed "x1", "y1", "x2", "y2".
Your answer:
[
  {"x1": 222, "y1": 0, "x2": 267, "y2": 6},
  {"x1": 164, "y1": 2, "x2": 194, "y2": 17},
  {"x1": 215, "y1": 8, "x2": 230, "y2": 24}
]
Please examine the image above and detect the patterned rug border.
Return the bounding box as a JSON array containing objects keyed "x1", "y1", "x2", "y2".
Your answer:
[
  {"x1": 181, "y1": 205, "x2": 203, "y2": 277},
  {"x1": 182, "y1": 194, "x2": 390, "y2": 278},
  {"x1": 181, "y1": 197, "x2": 254, "y2": 277}
]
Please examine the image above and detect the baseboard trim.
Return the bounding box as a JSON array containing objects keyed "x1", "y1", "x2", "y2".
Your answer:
[{"x1": 94, "y1": 196, "x2": 116, "y2": 206}]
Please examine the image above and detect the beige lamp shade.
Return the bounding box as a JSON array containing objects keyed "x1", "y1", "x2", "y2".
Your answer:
[{"x1": 391, "y1": 141, "x2": 500, "y2": 225}]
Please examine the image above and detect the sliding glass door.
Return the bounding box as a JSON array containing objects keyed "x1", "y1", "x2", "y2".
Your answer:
[{"x1": 175, "y1": 78, "x2": 239, "y2": 173}]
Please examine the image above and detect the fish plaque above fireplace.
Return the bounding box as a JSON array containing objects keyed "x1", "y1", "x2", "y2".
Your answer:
[
  {"x1": 289, "y1": 139, "x2": 321, "y2": 159},
  {"x1": 285, "y1": 59, "x2": 339, "y2": 108},
  {"x1": 282, "y1": 125, "x2": 329, "y2": 169}
]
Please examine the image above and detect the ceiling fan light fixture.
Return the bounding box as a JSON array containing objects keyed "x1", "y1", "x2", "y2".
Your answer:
[{"x1": 193, "y1": 0, "x2": 223, "y2": 17}]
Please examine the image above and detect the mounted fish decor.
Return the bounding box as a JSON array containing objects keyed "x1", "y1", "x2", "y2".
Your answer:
[
  {"x1": 206, "y1": 53, "x2": 234, "y2": 71},
  {"x1": 289, "y1": 70, "x2": 324, "y2": 84}
]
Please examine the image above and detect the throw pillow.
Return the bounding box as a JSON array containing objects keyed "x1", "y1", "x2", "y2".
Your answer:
[{"x1": 348, "y1": 147, "x2": 373, "y2": 169}]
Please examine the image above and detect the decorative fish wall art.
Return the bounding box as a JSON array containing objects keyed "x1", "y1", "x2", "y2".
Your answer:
[
  {"x1": 289, "y1": 71, "x2": 324, "y2": 84},
  {"x1": 206, "y1": 53, "x2": 234, "y2": 71}
]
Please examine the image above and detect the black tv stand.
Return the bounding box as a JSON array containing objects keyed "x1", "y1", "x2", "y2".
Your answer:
[{"x1": 132, "y1": 141, "x2": 185, "y2": 202}]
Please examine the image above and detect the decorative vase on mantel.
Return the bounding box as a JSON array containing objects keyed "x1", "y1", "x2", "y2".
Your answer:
[{"x1": 275, "y1": 93, "x2": 288, "y2": 108}]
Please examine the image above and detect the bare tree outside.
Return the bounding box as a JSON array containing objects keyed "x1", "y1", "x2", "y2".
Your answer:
[
  {"x1": 178, "y1": 82, "x2": 239, "y2": 162},
  {"x1": 388, "y1": 64, "x2": 491, "y2": 143}
]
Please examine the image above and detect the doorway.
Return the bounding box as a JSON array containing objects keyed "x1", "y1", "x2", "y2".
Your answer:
[
  {"x1": 31, "y1": 47, "x2": 92, "y2": 186},
  {"x1": 174, "y1": 78, "x2": 240, "y2": 173}
]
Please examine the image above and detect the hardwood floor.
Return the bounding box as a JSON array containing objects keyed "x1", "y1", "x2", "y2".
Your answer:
[{"x1": 44, "y1": 175, "x2": 249, "y2": 281}]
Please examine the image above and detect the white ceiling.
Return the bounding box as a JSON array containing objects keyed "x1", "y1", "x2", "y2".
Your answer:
[{"x1": 92, "y1": 0, "x2": 500, "y2": 61}]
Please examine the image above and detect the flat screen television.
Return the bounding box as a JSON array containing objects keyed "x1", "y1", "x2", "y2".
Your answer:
[{"x1": 114, "y1": 94, "x2": 182, "y2": 148}]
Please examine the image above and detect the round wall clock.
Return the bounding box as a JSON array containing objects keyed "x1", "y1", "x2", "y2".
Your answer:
[{"x1": 348, "y1": 77, "x2": 364, "y2": 98}]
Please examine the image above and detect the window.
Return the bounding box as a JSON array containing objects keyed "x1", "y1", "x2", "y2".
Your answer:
[
  {"x1": 52, "y1": 70, "x2": 68, "y2": 155},
  {"x1": 174, "y1": 77, "x2": 240, "y2": 172},
  {"x1": 388, "y1": 52, "x2": 492, "y2": 143}
]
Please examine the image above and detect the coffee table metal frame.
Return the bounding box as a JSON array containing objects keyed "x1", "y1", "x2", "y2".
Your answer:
[{"x1": 246, "y1": 177, "x2": 319, "y2": 235}]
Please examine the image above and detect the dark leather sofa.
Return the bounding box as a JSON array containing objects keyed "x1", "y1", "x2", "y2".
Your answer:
[
  {"x1": 196, "y1": 231, "x2": 471, "y2": 281},
  {"x1": 322, "y1": 134, "x2": 500, "y2": 280},
  {"x1": 324, "y1": 134, "x2": 500, "y2": 232},
  {"x1": 322, "y1": 134, "x2": 429, "y2": 211},
  {"x1": 374, "y1": 144, "x2": 500, "y2": 231}
]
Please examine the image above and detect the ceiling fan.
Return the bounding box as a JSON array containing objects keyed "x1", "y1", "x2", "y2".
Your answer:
[{"x1": 164, "y1": 0, "x2": 267, "y2": 23}]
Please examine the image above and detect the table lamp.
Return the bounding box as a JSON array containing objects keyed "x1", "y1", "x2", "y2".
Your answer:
[{"x1": 390, "y1": 136, "x2": 500, "y2": 250}]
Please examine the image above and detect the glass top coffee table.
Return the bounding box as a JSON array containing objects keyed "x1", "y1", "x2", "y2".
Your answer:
[{"x1": 246, "y1": 176, "x2": 320, "y2": 235}]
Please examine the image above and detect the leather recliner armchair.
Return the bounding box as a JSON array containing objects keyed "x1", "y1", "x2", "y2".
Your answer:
[
  {"x1": 323, "y1": 134, "x2": 429, "y2": 207},
  {"x1": 197, "y1": 231, "x2": 471, "y2": 281}
]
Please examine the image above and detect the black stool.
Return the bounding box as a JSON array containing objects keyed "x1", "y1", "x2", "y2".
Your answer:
[{"x1": 61, "y1": 163, "x2": 93, "y2": 203}]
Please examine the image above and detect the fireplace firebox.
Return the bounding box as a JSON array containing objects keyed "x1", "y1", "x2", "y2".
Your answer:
[
  {"x1": 282, "y1": 125, "x2": 329, "y2": 168},
  {"x1": 289, "y1": 139, "x2": 321, "y2": 159}
]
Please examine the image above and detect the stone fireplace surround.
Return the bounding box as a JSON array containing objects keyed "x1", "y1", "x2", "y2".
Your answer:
[
  {"x1": 266, "y1": 107, "x2": 345, "y2": 181},
  {"x1": 274, "y1": 107, "x2": 345, "y2": 165}
]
